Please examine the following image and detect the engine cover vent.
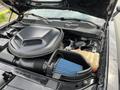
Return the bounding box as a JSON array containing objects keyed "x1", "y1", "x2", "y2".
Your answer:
[{"x1": 8, "y1": 26, "x2": 63, "y2": 58}]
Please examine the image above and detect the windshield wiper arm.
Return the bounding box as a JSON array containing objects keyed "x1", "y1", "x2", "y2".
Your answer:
[{"x1": 24, "y1": 13, "x2": 49, "y2": 24}]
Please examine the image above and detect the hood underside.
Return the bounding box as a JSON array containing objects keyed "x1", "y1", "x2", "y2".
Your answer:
[{"x1": 0, "y1": 0, "x2": 118, "y2": 20}]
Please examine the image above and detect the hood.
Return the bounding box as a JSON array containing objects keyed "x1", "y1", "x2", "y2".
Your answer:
[{"x1": 0, "y1": 0, "x2": 118, "y2": 20}]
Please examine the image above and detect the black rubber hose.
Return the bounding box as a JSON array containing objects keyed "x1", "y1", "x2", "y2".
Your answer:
[{"x1": 16, "y1": 58, "x2": 46, "y2": 74}]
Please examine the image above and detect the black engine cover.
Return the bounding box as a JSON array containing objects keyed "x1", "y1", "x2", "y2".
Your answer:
[{"x1": 8, "y1": 26, "x2": 63, "y2": 58}]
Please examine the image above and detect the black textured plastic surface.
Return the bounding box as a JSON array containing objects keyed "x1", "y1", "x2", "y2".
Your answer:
[{"x1": 8, "y1": 26, "x2": 63, "y2": 58}]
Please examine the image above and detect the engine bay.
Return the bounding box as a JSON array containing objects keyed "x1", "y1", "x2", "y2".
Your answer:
[{"x1": 0, "y1": 21, "x2": 106, "y2": 89}]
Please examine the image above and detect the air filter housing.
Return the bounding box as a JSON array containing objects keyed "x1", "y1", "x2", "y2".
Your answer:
[{"x1": 8, "y1": 26, "x2": 63, "y2": 58}]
